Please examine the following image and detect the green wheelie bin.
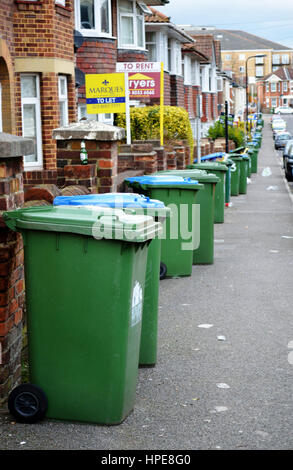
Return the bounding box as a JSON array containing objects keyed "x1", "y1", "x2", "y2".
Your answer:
[
  {"x1": 238, "y1": 155, "x2": 250, "y2": 194},
  {"x1": 229, "y1": 156, "x2": 242, "y2": 196},
  {"x1": 246, "y1": 144, "x2": 258, "y2": 173},
  {"x1": 245, "y1": 151, "x2": 252, "y2": 177},
  {"x1": 155, "y1": 169, "x2": 219, "y2": 265},
  {"x1": 53, "y1": 192, "x2": 171, "y2": 368},
  {"x1": 4, "y1": 205, "x2": 161, "y2": 425},
  {"x1": 186, "y1": 162, "x2": 228, "y2": 224},
  {"x1": 221, "y1": 158, "x2": 234, "y2": 205},
  {"x1": 125, "y1": 175, "x2": 203, "y2": 278}
]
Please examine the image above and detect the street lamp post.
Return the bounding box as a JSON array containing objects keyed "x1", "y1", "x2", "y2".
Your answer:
[{"x1": 246, "y1": 54, "x2": 266, "y2": 136}]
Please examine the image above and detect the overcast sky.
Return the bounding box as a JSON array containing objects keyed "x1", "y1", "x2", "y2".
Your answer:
[{"x1": 156, "y1": 0, "x2": 293, "y2": 47}]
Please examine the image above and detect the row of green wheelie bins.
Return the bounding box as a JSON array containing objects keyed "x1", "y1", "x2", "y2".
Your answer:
[{"x1": 2, "y1": 127, "x2": 262, "y2": 426}]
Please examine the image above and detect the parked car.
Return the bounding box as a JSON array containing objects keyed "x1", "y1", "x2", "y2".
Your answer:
[
  {"x1": 275, "y1": 132, "x2": 292, "y2": 150},
  {"x1": 274, "y1": 106, "x2": 293, "y2": 115},
  {"x1": 272, "y1": 119, "x2": 287, "y2": 138},
  {"x1": 271, "y1": 115, "x2": 284, "y2": 126},
  {"x1": 282, "y1": 139, "x2": 293, "y2": 168},
  {"x1": 283, "y1": 142, "x2": 293, "y2": 181}
]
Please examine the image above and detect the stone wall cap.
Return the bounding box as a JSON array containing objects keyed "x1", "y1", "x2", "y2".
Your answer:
[
  {"x1": 52, "y1": 121, "x2": 125, "y2": 141},
  {"x1": 0, "y1": 132, "x2": 34, "y2": 158}
]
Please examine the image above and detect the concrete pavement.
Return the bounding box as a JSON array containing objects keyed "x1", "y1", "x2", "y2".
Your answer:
[{"x1": 1, "y1": 115, "x2": 293, "y2": 450}]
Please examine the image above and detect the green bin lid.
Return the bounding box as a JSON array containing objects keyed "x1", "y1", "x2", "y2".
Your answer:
[
  {"x1": 221, "y1": 158, "x2": 234, "y2": 166},
  {"x1": 188, "y1": 162, "x2": 228, "y2": 172},
  {"x1": 156, "y1": 169, "x2": 219, "y2": 184},
  {"x1": 229, "y1": 155, "x2": 243, "y2": 162},
  {"x1": 3, "y1": 206, "x2": 162, "y2": 243}
]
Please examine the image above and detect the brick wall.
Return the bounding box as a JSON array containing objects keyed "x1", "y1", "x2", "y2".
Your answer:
[
  {"x1": 184, "y1": 85, "x2": 195, "y2": 119},
  {"x1": 0, "y1": 134, "x2": 33, "y2": 405},
  {"x1": 170, "y1": 75, "x2": 185, "y2": 108},
  {"x1": 53, "y1": 121, "x2": 125, "y2": 193},
  {"x1": 1, "y1": 0, "x2": 76, "y2": 183}
]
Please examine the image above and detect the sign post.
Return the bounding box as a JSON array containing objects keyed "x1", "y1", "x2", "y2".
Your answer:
[
  {"x1": 116, "y1": 62, "x2": 163, "y2": 145},
  {"x1": 160, "y1": 62, "x2": 164, "y2": 147}
]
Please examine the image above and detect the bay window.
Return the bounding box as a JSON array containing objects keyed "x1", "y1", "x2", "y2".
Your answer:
[
  {"x1": 75, "y1": 0, "x2": 112, "y2": 37},
  {"x1": 167, "y1": 38, "x2": 182, "y2": 75},
  {"x1": 183, "y1": 56, "x2": 191, "y2": 85},
  {"x1": 146, "y1": 31, "x2": 157, "y2": 61},
  {"x1": 21, "y1": 74, "x2": 42, "y2": 168},
  {"x1": 118, "y1": 0, "x2": 145, "y2": 49}
]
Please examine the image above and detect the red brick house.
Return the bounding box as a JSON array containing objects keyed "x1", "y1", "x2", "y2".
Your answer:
[
  {"x1": 179, "y1": 30, "x2": 221, "y2": 135},
  {"x1": 257, "y1": 66, "x2": 293, "y2": 112},
  {"x1": 0, "y1": 0, "x2": 77, "y2": 186},
  {"x1": 0, "y1": 0, "x2": 170, "y2": 188}
]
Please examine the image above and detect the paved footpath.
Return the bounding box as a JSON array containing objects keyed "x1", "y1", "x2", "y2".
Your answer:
[{"x1": 1, "y1": 115, "x2": 293, "y2": 450}]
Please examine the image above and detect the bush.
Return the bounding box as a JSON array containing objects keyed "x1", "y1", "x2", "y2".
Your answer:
[
  {"x1": 115, "y1": 106, "x2": 194, "y2": 158},
  {"x1": 207, "y1": 120, "x2": 245, "y2": 148}
]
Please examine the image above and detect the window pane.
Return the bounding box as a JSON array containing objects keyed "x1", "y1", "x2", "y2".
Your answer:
[
  {"x1": 59, "y1": 102, "x2": 67, "y2": 127},
  {"x1": 121, "y1": 16, "x2": 134, "y2": 44},
  {"x1": 80, "y1": 0, "x2": 95, "y2": 29},
  {"x1": 21, "y1": 76, "x2": 37, "y2": 98},
  {"x1": 147, "y1": 44, "x2": 156, "y2": 61},
  {"x1": 146, "y1": 32, "x2": 156, "y2": 43},
  {"x1": 23, "y1": 104, "x2": 37, "y2": 162},
  {"x1": 137, "y1": 16, "x2": 143, "y2": 48},
  {"x1": 100, "y1": 0, "x2": 109, "y2": 33},
  {"x1": 59, "y1": 77, "x2": 66, "y2": 97},
  {"x1": 119, "y1": 0, "x2": 133, "y2": 13}
]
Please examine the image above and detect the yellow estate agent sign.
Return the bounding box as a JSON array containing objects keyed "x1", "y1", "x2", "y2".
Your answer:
[{"x1": 85, "y1": 73, "x2": 126, "y2": 114}]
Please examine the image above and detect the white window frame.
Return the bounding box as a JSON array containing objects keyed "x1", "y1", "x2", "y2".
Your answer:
[
  {"x1": 271, "y1": 97, "x2": 277, "y2": 108},
  {"x1": 74, "y1": 0, "x2": 112, "y2": 38},
  {"x1": 255, "y1": 66, "x2": 264, "y2": 77},
  {"x1": 272, "y1": 54, "x2": 280, "y2": 65},
  {"x1": 78, "y1": 103, "x2": 114, "y2": 125},
  {"x1": 266, "y1": 83, "x2": 269, "y2": 92},
  {"x1": 239, "y1": 54, "x2": 245, "y2": 61},
  {"x1": 271, "y1": 82, "x2": 277, "y2": 92},
  {"x1": 55, "y1": 0, "x2": 66, "y2": 6},
  {"x1": 255, "y1": 56, "x2": 264, "y2": 65},
  {"x1": 282, "y1": 54, "x2": 289, "y2": 64},
  {"x1": 21, "y1": 74, "x2": 43, "y2": 170},
  {"x1": 225, "y1": 54, "x2": 232, "y2": 61},
  {"x1": 145, "y1": 30, "x2": 158, "y2": 62},
  {"x1": 183, "y1": 55, "x2": 192, "y2": 85},
  {"x1": 118, "y1": 0, "x2": 145, "y2": 50},
  {"x1": 192, "y1": 60, "x2": 200, "y2": 87},
  {"x1": 217, "y1": 77, "x2": 223, "y2": 92},
  {"x1": 58, "y1": 75, "x2": 69, "y2": 127},
  {"x1": 239, "y1": 66, "x2": 245, "y2": 74},
  {"x1": 283, "y1": 81, "x2": 288, "y2": 92},
  {"x1": 167, "y1": 38, "x2": 182, "y2": 76}
]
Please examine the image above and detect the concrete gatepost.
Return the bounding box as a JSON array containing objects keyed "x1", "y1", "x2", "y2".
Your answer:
[{"x1": 53, "y1": 121, "x2": 125, "y2": 193}]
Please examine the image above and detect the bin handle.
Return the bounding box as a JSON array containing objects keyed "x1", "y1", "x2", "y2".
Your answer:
[{"x1": 97, "y1": 214, "x2": 119, "y2": 222}]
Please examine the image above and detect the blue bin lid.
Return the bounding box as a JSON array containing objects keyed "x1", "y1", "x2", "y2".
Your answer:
[
  {"x1": 54, "y1": 192, "x2": 166, "y2": 209},
  {"x1": 125, "y1": 175, "x2": 199, "y2": 185}
]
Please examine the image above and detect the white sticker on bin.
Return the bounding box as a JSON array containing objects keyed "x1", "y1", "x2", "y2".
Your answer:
[{"x1": 131, "y1": 281, "x2": 143, "y2": 327}]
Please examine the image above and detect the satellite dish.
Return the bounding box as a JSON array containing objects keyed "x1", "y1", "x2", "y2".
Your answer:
[{"x1": 74, "y1": 30, "x2": 84, "y2": 52}]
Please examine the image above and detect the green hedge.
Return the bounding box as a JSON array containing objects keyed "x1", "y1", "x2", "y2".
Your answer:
[{"x1": 115, "y1": 106, "x2": 194, "y2": 158}]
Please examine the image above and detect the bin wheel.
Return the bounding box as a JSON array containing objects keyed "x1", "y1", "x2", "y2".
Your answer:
[
  {"x1": 8, "y1": 384, "x2": 48, "y2": 424},
  {"x1": 160, "y1": 262, "x2": 167, "y2": 280}
]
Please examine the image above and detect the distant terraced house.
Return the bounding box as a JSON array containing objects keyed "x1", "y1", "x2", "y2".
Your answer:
[{"x1": 256, "y1": 67, "x2": 293, "y2": 112}]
